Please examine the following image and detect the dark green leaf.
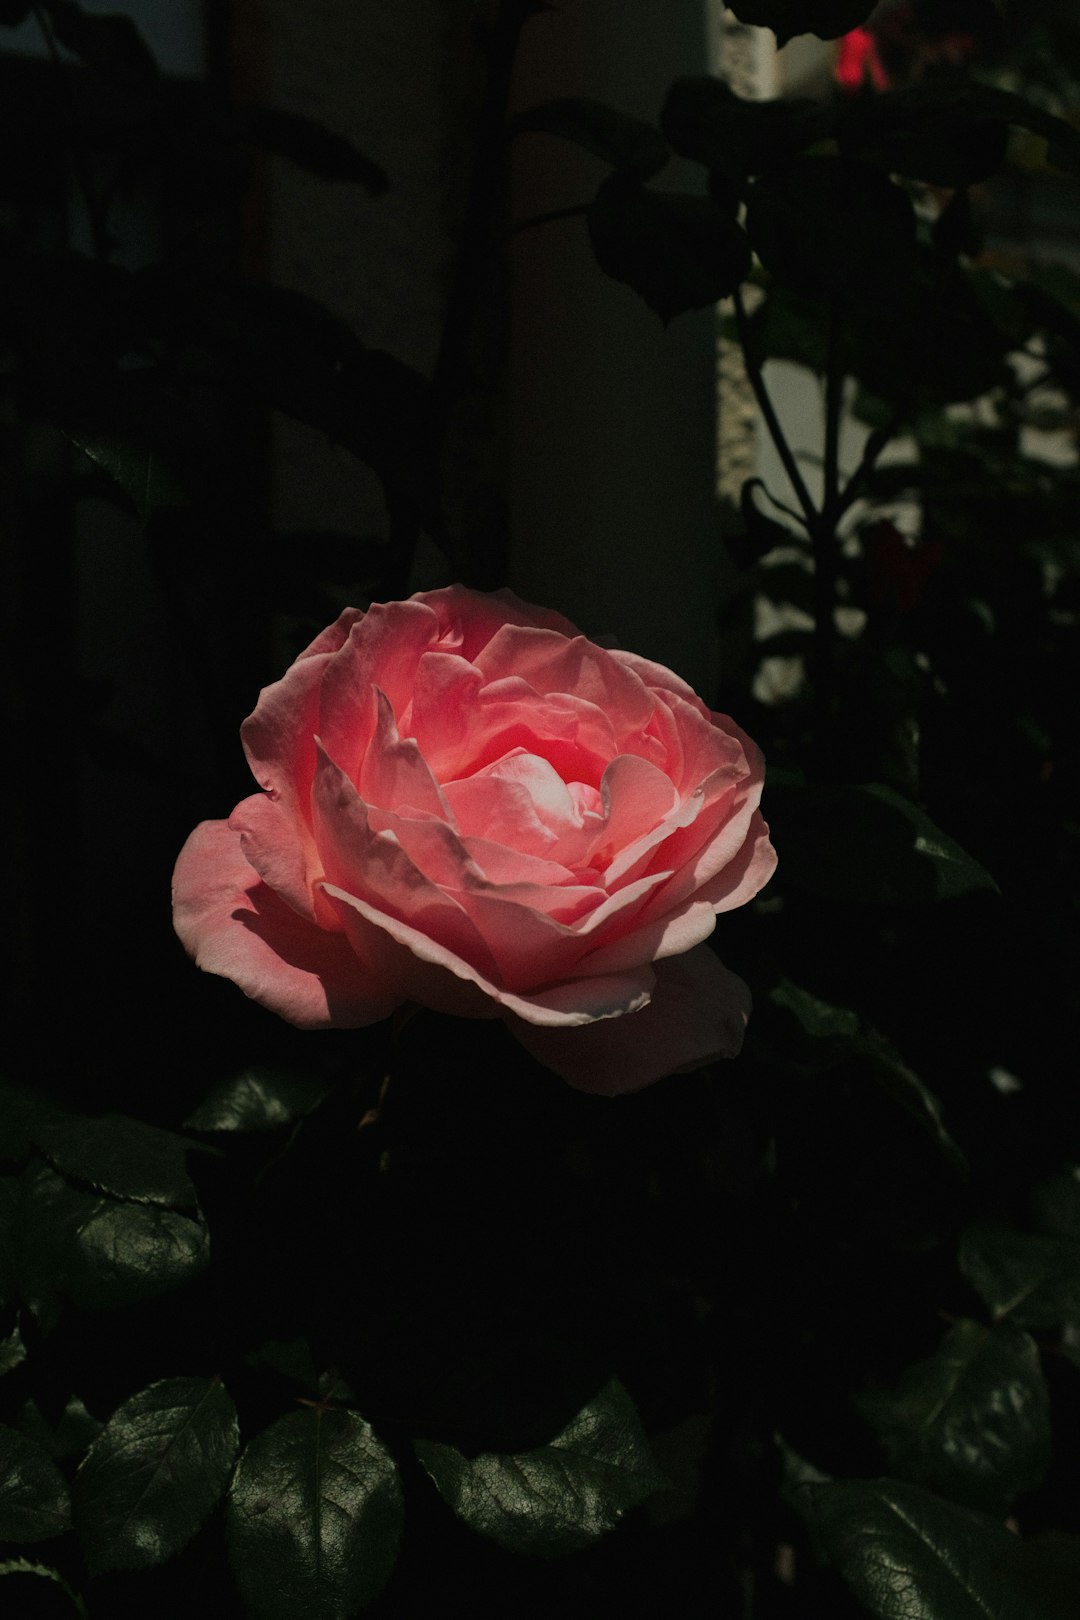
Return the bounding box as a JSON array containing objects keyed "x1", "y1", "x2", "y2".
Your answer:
[
  {"x1": 0, "y1": 1558, "x2": 86, "y2": 1616},
  {"x1": 0, "y1": 1087, "x2": 37, "y2": 1166},
  {"x1": 859, "y1": 1320, "x2": 1051, "y2": 1511},
  {"x1": 661, "y1": 77, "x2": 834, "y2": 183},
  {"x1": 31, "y1": 1112, "x2": 197, "y2": 1208},
  {"x1": 185, "y1": 1068, "x2": 330, "y2": 1133},
  {"x1": 44, "y1": 0, "x2": 157, "y2": 87},
  {"x1": 767, "y1": 979, "x2": 960, "y2": 1163},
  {"x1": 871, "y1": 82, "x2": 1080, "y2": 179},
  {"x1": 803, "y1": 1477, "x2": 1056, "y2": 1619},
  {"x1": 0, "y1": 1427, "x2": 71, "y2": 1543},
  {"x1": 17, "y1": 1161, "x2": 209, "y2": 1325},
  {"x1": 510, "y1": 97, "x2": 669, "y2": 181},
  {"x1": 764, "y1": 778, "x2": 999, "y2": 906},
  {"x1": 414, "y1": 1377, "x2": 667, "y2": 1557},
  {"x1": 241, "y1": 106, "x2": 388, "y2": 192},
  {"x1": 0, "y1": 1174, "x2": 18, "y2": 1308},
  {"x1": 959, "y1": 1226, "x2": 1080, "y2": 1331},
  {"x1": 747, "y1": 156, "x2": 918, "y2": 305},
  {"x1": 245, "y1": 1338, "x2": 320, "y2": 1393},
  {"x1": 18, "y1": 1398, "x2": 102, "y2": 1464},
  {"x1": 727, "y1": 0, "x2": 874, "y2": 46},
  {"x1": 587, "y1": 175, "x2": 751, "y2": 321},
  {"x1": 227, "y1": 1407, "x2": 403, "y2": 1619},
  {"x1": 75, "y1": 1377, "x2": 238, "y2": 1575},
  {"x1": 62, "y1": 430, "x2": 187, "y2": 518}
]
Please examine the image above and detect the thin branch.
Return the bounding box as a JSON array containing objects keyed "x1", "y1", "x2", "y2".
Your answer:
[
  {"x1": 822, "y1": 303, "x2": 844, "y2": 525},
  {"x1": 733, "y1": 285, "x2": 818, "y2": 527},
  {"x1": 835, "y1": 409, "x2": 905, "y2": 520}
]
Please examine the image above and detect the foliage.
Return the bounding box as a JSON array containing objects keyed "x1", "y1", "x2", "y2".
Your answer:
[{"x1": 3, "y1": 0, "x2": 1080, "y2": 1615}]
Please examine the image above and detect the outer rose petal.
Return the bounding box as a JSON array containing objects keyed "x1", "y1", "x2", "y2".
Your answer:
[
  {"x1": 504, "y1": 943, "x2": 751, "y2": 1095},
  {"x1": 172, "y1": 819, "x2": 400, "y2": 1028}
]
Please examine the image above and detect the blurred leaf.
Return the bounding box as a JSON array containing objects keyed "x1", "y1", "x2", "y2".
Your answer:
[
  {"x1": 0, "y1": 1321, "x2": 26, "y2": 1378},
  {"x1": 0, "y1": 1174, "x2": 17, "y2": 1308},
  {"x1": 747, "y1": 156, "x2": 917, "y2": 305},
  {"x1": 510, "y1": 97, "x2": 669, "y2": 181},
  {"x1": 661, "y1": 77, "x2": 834, "y2": 183},
  {"x1": 959, "y1": 1227, "x2": 1080, "y2": 1331},
  {"x1": 246, "y1": 1338, "x2": 320, "y2": 1393},
  {"x1": 31, "y1": 1112, "x2": 197, "y2": 1208},
  {"x1": 839, "y1": 92, "x2": 1010, "y2": 187},
  {"x1": 726, "y1": 0, "x2": 873, "y2": 46},
  {"x1": 0, "y1": 1427, "x2": 71, "y2": 1543},
  {"x1": 0, "y1": 2, "x2": 31, "y2": 25},
  {"x1": 858, "y1": 1320, "x2": 1050, "y2": 1511},
  {"x1": 43, "y1": 0, "x2": 157, "y2": 87},
  {"x1": 0, "y1": 1087, "x2": 37, "y2": 1166},
  {"x1": 802, "y1": 1477, "x2": 1055, "y2": 1619},
  {"x1": 75, "y1": 1377, "x2": 238, "y2": 1575},
  {"x1": 876, "y1": 81, "x2": 1080, "y2": 178},
  {"x1": 185, "y1": 1068, "x2": 330, "y2": 1133},
  {"x1": 17, "y1": 1161, "x2": 209, "y2": 1325},
  {"x1": 764, "y1": 778, "x2": 999, "y2": 906},
  {"x1": 587, "y1": 175, "x2": 751, "y2": 321},
  {"x1": 0, "y1": 1558, "x2": 86, "y2": 1616},
  {"x1": 770, "y1": 979, "x2": 859, "y2": 1042},
  {"x1": 240, "y1": 106, "x2": 388, "y2": 192},
  {"x1": 227, "y1": 1407, "x2": 403, "y2": 1619},
  {"x1": 414, "y1": 1377, "x2": 667, "y2": 1557}
]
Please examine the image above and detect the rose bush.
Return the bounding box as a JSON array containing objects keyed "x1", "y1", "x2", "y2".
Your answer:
[{"x1": 172, "y1": 586, "x2": 776, "y2": 1092}]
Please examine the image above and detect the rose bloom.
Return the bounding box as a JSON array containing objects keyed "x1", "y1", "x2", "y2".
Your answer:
[{"x1": 172, "y1": 586, "x2": 776, "y2": 1094}]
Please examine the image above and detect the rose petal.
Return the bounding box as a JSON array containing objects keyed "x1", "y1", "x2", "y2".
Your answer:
[
  {"x1": 505, "y1": 944, "x2": 751, "y2": 1093},
  {"x1": 416, "y1": 584, "x2": 582, "y2": 662},
  {"x1": 475, "y1": 626, "x2": 656, "y2": 737},
  {"x1": 172, "y1": 819, "x2": 399, "y2": 1028},
  {"x1": 358, "y1": 688, "x2": 454, "y2": 820}
]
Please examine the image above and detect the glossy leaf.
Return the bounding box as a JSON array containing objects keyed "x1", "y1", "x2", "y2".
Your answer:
[
  {"x1": 30, "y1": 1112, "x2": 197, "y2": 1208},
  {"x1": 185, "y1": 1067, "x2": 330, "y2": 1133},
  {"x1": 414, "y1": 1377, "x2": 667, "y2": 1557},
  {"x1": 727, "y1": 0, "x2": 875, "y2": 46},
  {"x1": 859, "y1": 1320, "x2": 1051, "y2": 1511},
  {"x1": 18, "y1": 1398, "x2": 103, "y2": 1464},
  {"x1": 17, "y1": 1161, "x2": 209, "y2": 1324},
  {"x1": 227, "y1": 1407, "x2": 403, "y2": 1619},
  {"x1": 509, "y1": 97, "x2": 669, "y2": 181},
  {"x1": 587, "y1": 175, "x2": 751, "y2": 321},
  {"x1": 959, "y1": 1226, "x2": 1080, "y2": 1331},
  {"x1": 764, "y1": 778, "x2": 999, "y2": 906},
  {"x1": 0, "y1": 1321, "x2": 26, "y2": 1378},
  {"x1": 0, "y1": 1427, "x2": 71, "y2": 1543},
  {"x1": 74, "y1": 1377, "x2": 238, "y2": 1574},
  {"x1": 804, "y1": 1477, "x2": 1055, "y2": 1619}
]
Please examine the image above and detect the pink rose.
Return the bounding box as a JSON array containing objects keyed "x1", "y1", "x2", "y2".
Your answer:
[{"x1": 172, "y1": 586, "x2": 776, "y2": 1094}]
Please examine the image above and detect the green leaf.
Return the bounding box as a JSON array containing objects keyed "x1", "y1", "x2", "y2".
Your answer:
[
  {"x1": 246, "y1": 1338, "x2": 321, "y2": 1393},
  {"x1": 764, "y1": 778, "x2": 999, "y2": 906},
  {"x1": 63, "y1": 430, "x2": 187, "y2": 518},
  {"x1": 0, "y1": 1427, "x2": 71, "y2": 1543},
  {"x1": 16, "y1": 1161, "x2": 209, "y2": 1324},
  {"x1": 727, "y1": 0, "x2": 874, "y2": 46},
  {"x1": 509, "y1": 97, "x2": 669, "y2": 181},
  {"x1": 185, "y1": 1067, "x2": 330, "y2": 1133},
  {"x1": 661, "y1": 77, "x2": 834, "y2": 183},
  {"x1": 227, "y1": 1407, "x2": 403, "y2": 1619},
  {"x1": 587, "y1": 175, "x2": 751, "y2": 321},
  {"x1": 0, "y1": 1559, "x2": 86, "y2": 1617},
  {"x1": 31, "y1": 1112, "x2": 197, "y2": 1208},
  {"x1": 767, "y1": 979, "x2": 961, "y2": 1163},
  {"x1": 858, "y1": 1320, "x2": 1051, "y2": 1511},
  {"x1": 746, "y1": 156, "x2": 918, "y2": 306},
  {"x1": 959, "y1": 1226, "x2": 1080, "y2": 1331},
  {"x1": 240, "y1": 107, "x2": 388, "y2": 192},
  {"x1": 74, "y1": 1377, "x2": 238, "y2": 1574},
  {"x1": 18, "y1": 1397, "x2": 102, "y2": 1464},
  {"x1": 803, "y1": 1477, "x2": 1056, "y2": 1620},
  {"x1": 414, "y1": 1377, "x2": 667, "y2": 1558}
]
